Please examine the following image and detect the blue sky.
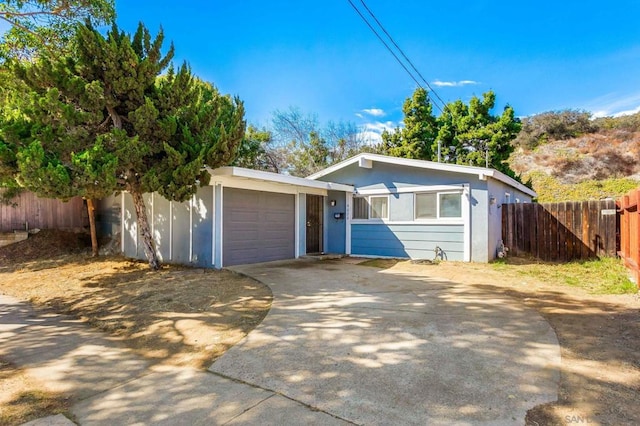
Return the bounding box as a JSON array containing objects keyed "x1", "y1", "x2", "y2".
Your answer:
[{"x1": 20, "y1": 1, "x2": 640, "y2": 141}]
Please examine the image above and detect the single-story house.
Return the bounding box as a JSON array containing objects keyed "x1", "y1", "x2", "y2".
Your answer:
[{"x1": 98, "y1": 153, "x2": 536, "y2": 267}]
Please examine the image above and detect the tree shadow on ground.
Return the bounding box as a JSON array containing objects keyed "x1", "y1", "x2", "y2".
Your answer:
[
  {"x1": 470, "y1": 283, "x2": 640, "y2": 426},
  {"x1": 0, "y1": 253, "x2": 272, "y2": 370}
]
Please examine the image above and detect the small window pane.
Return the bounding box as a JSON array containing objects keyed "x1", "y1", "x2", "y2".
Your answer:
[
  {"x1": 415, "y1": 193, "x2": 437, "y2": 219},
  {"x1": 353, "y1": 197, "x2": 369, "y2": 219},
  {"x1": 370, "y1": 196, "x2": 388, "y2": 219},
  {"x1": 440, "y1": 193, "x2": 462, "y2": 218}
]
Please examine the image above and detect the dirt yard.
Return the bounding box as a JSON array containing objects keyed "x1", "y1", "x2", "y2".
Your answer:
[
  {"x1": 372, "y1": 259, "x2": 640, "y2": 426},
  {"x1": 0, "y1": 230, "x2": 272, "y2": 425},
  {"x1": 2, "y1": 232, "x2": 639, "y2": 425}
]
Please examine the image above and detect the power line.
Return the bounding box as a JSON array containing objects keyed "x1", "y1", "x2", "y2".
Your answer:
[
  {"x1": 357, "y1": 0, "x2": 447, "y2": 111},
  {"x1": 345, "y1": 0, "x2": 430, "y2": 104},
  {"x1": 346, "y1": 0, "x2": 446, "y2": 113}
]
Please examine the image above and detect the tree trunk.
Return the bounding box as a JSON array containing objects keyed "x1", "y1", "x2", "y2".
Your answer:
[
  {"x1": 86, "y1": 198, "x2": 99, "y2": 257},
  {"x1": 130, "y1": 189, "x2": 160, "y2": 270}
]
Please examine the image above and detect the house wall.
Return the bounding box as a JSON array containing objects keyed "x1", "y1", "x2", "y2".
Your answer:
[
  {"x1": 325, "y1": 190, "x2": 347, "y2": 254},
  {"x1": 316, "y1": 161, "x2": 488, "y2": 262},
  {"x1": 298, "y1": 193, "x2": 306, "y2": 256},
  {"x1": 119, "y1": 187, "x2": 216, "y2": 267},
  {"x1": 486, "y1": 178, "x2": 533, "y2": 260},
  {"x1": 192, "y1": 186, "x2": 214, "y2": 267},
  {"x1": 99, "y1": 178, "x2": 347, "y2": 267},
  {"x1": 172, "y1": 197, "x2": 191, "y2": 265},
  {"x1": 351, "y1": 223, "x2": 465, "y2": 259}
]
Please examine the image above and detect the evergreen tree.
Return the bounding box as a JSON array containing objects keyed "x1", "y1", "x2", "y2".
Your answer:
[
  {"x1": 436, "y1": 91, "x2": 521, "y2": 176},
  {"x1": 380, "y1": 88, "x2": 437, "y2": 159},
  {"x1": 0, "y1": 0, "x2": 115, "y2": 61},
  {"x1": 1, "y1": 22, "x2": 245, "y2": 268},
  {"x1": 380, "y1": 88, "x2": 521, "y2": 178}
]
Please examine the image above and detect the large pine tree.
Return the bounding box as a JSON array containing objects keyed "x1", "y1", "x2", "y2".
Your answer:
[
  {"x1": 1, "y1": 22, "x2": 245, "y2": 269},
  {"x1": 379, "y1": 88, "x2": 521, "y2": 177},
  {"x1": 381, "y1": 88, "x2": 438, "y2": 159}
]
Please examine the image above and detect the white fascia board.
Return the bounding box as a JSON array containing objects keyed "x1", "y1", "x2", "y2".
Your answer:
[
  {"x1": 208, "y1": 167, "x2": 354, "y2": 193},
  {"x1": 486, "y1": 172, "x2": 537, "y2": 198},
  {"x1": 307, "y1": 153, "x2": 537, "y2": 198},
  {"x1": 355, "y1": 184, "x2": 466, "y2": 195}
]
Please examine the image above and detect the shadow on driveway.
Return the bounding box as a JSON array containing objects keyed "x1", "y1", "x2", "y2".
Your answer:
[{"x1": 212, "y1": 259, "x2": 561, "y2": 425}]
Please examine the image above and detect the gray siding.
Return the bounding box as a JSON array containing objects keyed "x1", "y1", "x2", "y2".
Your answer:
[
  {"x1": 470, "y1": 187, "x2": 489, "y2": 262},
  {"x1": 171, "y1": 199, "x2": 191, "y2": 264},
  {"x1": 486, "y1": 178, "x2": 534, "y2": 261},
  {"x1": 351, "y1": 223, "x2": 465, "y2": 261},
  {"x1": 192, "y1": 186, "x2": 213, "y2": 267},
  {"x1": 152, "y1": 194, "x2": 171, "y2": 262},
  {"x1": 120, "y1": 191, "x2": 211, "y2": 266},
  {"x1": 122, "y1": 193, "x2": 138, "y2": 259}
]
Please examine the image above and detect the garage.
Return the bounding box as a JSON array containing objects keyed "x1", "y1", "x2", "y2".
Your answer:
[{"x1": 223, "y1": 188, "x2": 295, "y2": 266}]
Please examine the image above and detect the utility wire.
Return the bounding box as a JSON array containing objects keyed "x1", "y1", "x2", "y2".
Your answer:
[
  {"x1": 345, "y1": 0, "x2": 433, "y2": 108},
  {"x1": 347, "y1": 0, "x2": 446, "y2": 113},
  {"x1": 357, "y1": 0, "x2": 447, "y2": 111}
]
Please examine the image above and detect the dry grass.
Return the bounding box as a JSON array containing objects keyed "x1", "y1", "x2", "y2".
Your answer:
[
  {"x1": 0, "y1": 231, "x2": 272, "y2": 425},
  {"x1": 0, "y1": 360, "x2": 72, "y2": 425},
  {"x1": 510, "y1": 131, "x2": 640, "y2": 202},
  {"x1": 0, "y1": 255, "x2": 272, "y2": 368}
]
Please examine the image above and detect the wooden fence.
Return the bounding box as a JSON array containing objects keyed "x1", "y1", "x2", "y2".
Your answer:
[
  {"x1": 618, "y1": 188, "x2": 640, "y2": 284},
  {"x1": 502, "y1": 200, "x2": 617, "y2": 261},
  {"x1": 0, "y1": 191, "x2": 87, "y2": 232}
]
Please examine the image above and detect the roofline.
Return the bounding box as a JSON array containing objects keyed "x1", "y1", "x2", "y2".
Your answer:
[
  {"x1": 307, "y1": 153, "x2": 537, "y2": 198},
  {"x1": 208, "y1": 166, "x2": 354, "y2": 192}
]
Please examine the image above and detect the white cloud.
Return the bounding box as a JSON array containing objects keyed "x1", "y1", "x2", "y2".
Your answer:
[
  {"x1": 361, "y1": 108, "x2": 386, "y2": 117},
  {"x1": 613, "y1": 105, "x2": 640, "y2": 117},
  {"x1": 432, "y1": 79, "x2": 479, "y2": 87},
  {"x1": 357, "y1": 121, "x2": 399, "y2": 145},
  {"x1": 586, "y1": 91, "x2": 640, "y2": 118},
  {"x1": 358, "y1": 130, "x2": 383, "y2": 145},
  {"x1": 364, "y1": 121, "x2": 397, "y2": 133}
]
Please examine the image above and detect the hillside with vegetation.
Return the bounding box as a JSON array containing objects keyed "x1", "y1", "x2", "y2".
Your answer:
[{"x1": 509, "y1": 110, "x2": 640, "y2": 202}]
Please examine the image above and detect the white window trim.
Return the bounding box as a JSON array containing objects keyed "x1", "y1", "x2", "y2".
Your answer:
[
  {"x1": 351, "y1": 218, "x2": 464, "y2": 225},
  {"x1": 415, "y1": 191, "x2": 463, "y2": 221}
]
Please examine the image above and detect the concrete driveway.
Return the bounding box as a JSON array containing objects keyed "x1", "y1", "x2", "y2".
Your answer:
[{"x1": 211, "y1": 259, "x2": 560, "y2": 425}]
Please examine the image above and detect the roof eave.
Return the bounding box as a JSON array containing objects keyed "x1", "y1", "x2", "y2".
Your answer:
[
  {"x1": 308, "y1": 153, "x2": 537, "y2": 198},
  {"x1": 208, "y1": 166, "x2": 354, "y2": 192}
]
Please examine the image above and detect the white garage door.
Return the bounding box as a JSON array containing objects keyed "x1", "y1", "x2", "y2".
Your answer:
[{"x1": 223, "y1": 188, "x2": 295, "y2": 266}]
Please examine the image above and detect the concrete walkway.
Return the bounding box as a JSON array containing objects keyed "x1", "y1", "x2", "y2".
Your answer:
[
  {"x1": 213, "y1": 259, "x2": 561, "y2": 425},
  {"x1": 0, "y1": 295, "x2": 349, "y2": 425},
  {"x1": 1, "y1": 258, "x2": 560, "y2": 425}
]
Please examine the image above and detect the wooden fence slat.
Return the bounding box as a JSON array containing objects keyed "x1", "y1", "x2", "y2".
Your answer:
[
  {"x1": 0, "y1": 191, "x2": 87, "y2": 232},
  {"x1": 618, "y1": 189, "x2": 640, "y2": 286},
  {"x1": 550, "y1": 203, "x2": 559, "y2": 261},
  {"x1": 502, "y1": 199, "x2": 617, "y2": 262},
  {"x1": 557, "y1": 202, "x2": 567, "y2": 261}
]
